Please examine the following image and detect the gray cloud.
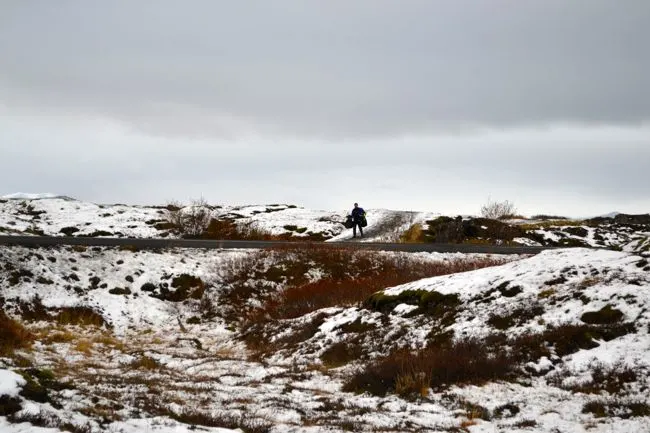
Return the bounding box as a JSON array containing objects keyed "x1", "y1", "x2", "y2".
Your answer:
[
  {"x1": 1, "y1": 1, "x2": 649, "y2": 138},
  {"x1": 1, "y1": 1, "x2": 649, "y2": 215},
  {"x1": 2, "y1": 107, "x2": 648, "y2": 215}
]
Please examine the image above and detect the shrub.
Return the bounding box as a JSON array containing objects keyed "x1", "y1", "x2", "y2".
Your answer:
[
  {"x1": 59, "y1": 227, "x2": 80, "y2": 236},
  {"x1": 164, "y1": 197, "x2": 212, "y2": 237},
  {"x1": 198, "y1": 218, "x2": 279, "y2": 241},
  {"x1": 320, "y1": 340, "x2": 365, "y2": 368},
  {"x1": 140, "y1": 282, "x2": 156, "y2": 292},
  {"x1": 17, "y1": 296, "x2": 109, "y2": 327},
  {"x1": 343, "y1": 339, "x2": 514, "y2": 397},
  {"x1": 487, "y1": 304, "x2": 544, "y2": 330},
  {"x1": 236, "y1": 223, "x2": 278, "y2": 240},
  {"x1": 243, "y1": 313, "x2": 327, "y2": 356},
  {"x1": 80, "y1": 230, "x2": 113, "y2": 237},
  {"x1": 480, "y1": 199, "x2": 517, "y2": 220},
  {"x1": 581, "y1": 305, "x2": 624, "y2": 324},
  {"x1": 365, "y1": 289, "x2": 460, "y2": 318},
  {"x1": 152, "y1": 274, "x2": 204, "y2": 302},
  {"x1": 531, "y1": 215, "x2": 568, "y2": 221},
  {"x1": 0, "y1": 395, "x2": 22, "y2": 416},
  {"x1": 551, "y1": 361, "x2": 637, "y2": 395},
  {"x1": 164, "y1": 200, "x2": 184, "y2": 231},
  {"x1": 336, "y1": 317, "x2": 376, "y2": 334},
  {"x1": 108, "y1": 287, "x2": 131, "y2": 295},
  {"x1": 583, "y1": 399, "x2": 650, "y2": 419},
  {"x1": 344, "y1": 321, "x2": 638, "y2": 398},
  {"x1": 8, "y1": 409, "x2": 59, "y2": 427},
  {"x1": 16, "y1": 368, "x2": 67, "y2": 404},
  {"x1": 183, "y1": 197, "x2": 212, "y2": 237},
  {"x1": 423, "y1": 216, "x2": 524, "y2": 244},
  {"x1": 496, "y1": 282, "x2": 523, "y2": 297},
  {"x1": 0, "y1": 310, "x2": 34, "y2": 355},
  {"x1": 494, "y1": 403, "x2": 520, "y2": 419}
]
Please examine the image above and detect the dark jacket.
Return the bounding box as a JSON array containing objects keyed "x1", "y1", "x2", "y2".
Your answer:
[{"x1": 351, "y1": 207, "x2": 365, "y2": 223}]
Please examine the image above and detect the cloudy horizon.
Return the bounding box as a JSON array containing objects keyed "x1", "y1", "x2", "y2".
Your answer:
[{"x1": 1, "y1": 1, "x2": 649, "y2": 217}]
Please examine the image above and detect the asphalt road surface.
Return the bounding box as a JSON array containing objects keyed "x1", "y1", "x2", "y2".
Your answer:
[{"x1": 0, "y1": 235, "x2": 557, "y2": 255}]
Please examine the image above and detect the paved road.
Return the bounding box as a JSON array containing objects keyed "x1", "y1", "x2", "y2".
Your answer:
[{"x1": 0, "y1": 235, "x2": 556, "y2": 255}]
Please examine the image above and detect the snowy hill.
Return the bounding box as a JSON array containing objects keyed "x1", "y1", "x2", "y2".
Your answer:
[
  {"x1": 2, "y1": 197, "x2": 648, "y2": 254},
  {"x1": 1, "y1": 197, "x2": 650, "y2": 432},
  {"x1": 1, "y1": 193, "x2": 70, "y2": 200},
  {"x1": 0, "y1": 196, "x2": 444, "y2": 242}
]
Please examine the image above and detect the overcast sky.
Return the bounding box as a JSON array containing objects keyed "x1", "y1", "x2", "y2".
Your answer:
[{"x1": 1, "y1": 1, "x2": 649, "y2": 216}]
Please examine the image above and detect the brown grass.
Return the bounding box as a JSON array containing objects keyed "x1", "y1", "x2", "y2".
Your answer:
[
  {"x1": 16, "y1": 296, "x2": 109, "y2": 328},
  {"x1": 92, "y1": 333, "x2": 126, "y2": 351},
  {"x1": 130, "y1": 355, "x2": 160, "y2": 370},
  {"x1": 0, "y1": 310, "x2": 33, "y2": 355},
  {"x1": 55, "y1": 307, "x2": 108, "y2": 327},
  {"x1": 400, "y1": 223, "x2": 424, "y2": 243},
  {"x1": 74, "y1": 339, "x2": 94, "y2": 355}
]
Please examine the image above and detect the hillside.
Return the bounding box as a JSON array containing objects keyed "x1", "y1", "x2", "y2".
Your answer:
[
  {"x1": 1, "y1": 197, "x2": 649, "y2": 432},
  {"x1": 1, "y1": 197, "x2": 648, "y2": 252}
]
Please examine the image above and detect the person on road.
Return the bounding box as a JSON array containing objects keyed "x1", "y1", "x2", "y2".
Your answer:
[{"x1": 351, "y1": 203, "x2": 366, "y2": 238}]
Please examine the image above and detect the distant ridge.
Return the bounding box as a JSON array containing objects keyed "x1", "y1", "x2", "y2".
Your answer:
[{"x1": 1, "y1": 192, "x2": 76, "y2": 201}]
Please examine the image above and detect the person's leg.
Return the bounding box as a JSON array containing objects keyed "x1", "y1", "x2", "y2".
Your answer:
[
  {"x1": 353, "y1": 223, "x2": 357, "y2": 238},
  {"x1": 360, "y1": 225, "x2": 363, "y2": 237}
]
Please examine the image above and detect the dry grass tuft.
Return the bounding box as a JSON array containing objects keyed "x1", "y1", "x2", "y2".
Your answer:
[
  {"x1": 130, "y1": 355, "x2": 160, "y2": 370},
  {"x1": 74, "y1": 339, "x2": 94, "y2": 355},
  {"x1": 400, "y1": 223, "x2": 424, "y2": 243},
  {"x1": 0, "y1": 310, "x2": 33, "y2": 355}
]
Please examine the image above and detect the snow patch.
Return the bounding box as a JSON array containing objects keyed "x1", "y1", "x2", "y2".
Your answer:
[{"x1": 0, "y1": 369, "x2": 26, "y2": 397}]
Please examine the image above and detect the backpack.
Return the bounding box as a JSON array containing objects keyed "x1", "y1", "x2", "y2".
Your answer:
[{"x1": 344, "y1": 215, "x2": 354, "y2": 229}]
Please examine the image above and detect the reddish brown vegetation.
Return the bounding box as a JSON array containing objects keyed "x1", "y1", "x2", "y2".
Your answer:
[{"x1": 219, "y1": 245, "x2": 507, "y2": 323}]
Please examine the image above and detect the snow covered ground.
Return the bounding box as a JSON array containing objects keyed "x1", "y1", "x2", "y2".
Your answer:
[
  {"x1": 0, "y1": 196, "x2": 354, "y2": 240},
  {"x1": 1, "y1": 196, "x2": 649, "y2": 432},
  {"x1": 1, "y1": 244, "x2": 648, "y2": 432}
]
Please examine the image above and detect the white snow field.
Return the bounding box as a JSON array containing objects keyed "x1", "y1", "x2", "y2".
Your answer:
[
  {"x1": 1, "y1": 196, "x2": 649, "y2": 432},
  {"x1": 0, "y1": 196, "x2": 368, "y2": 240}
]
